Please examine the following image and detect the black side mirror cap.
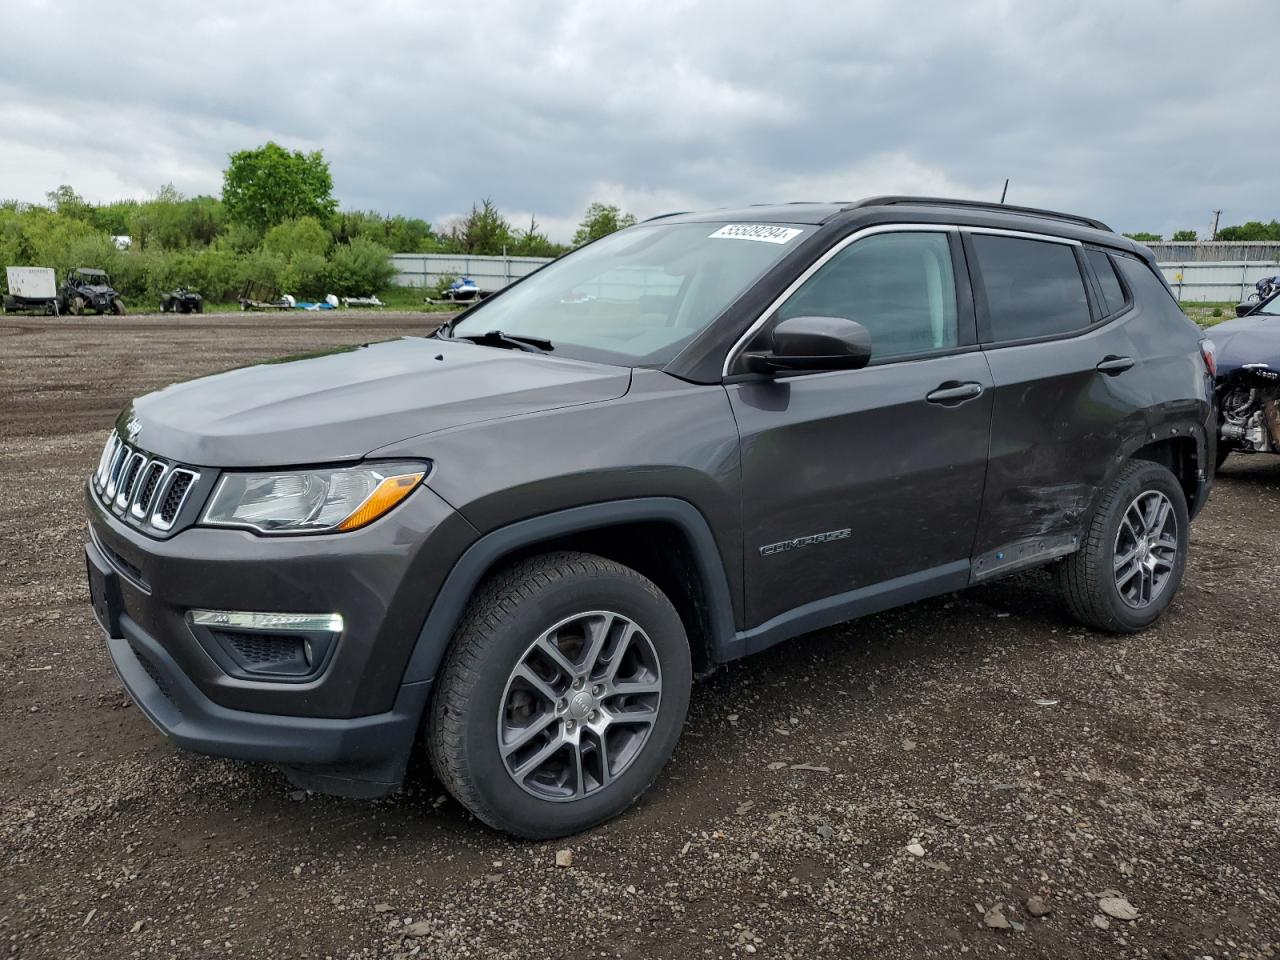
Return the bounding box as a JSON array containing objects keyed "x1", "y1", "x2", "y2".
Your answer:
[
  {"x1": 746, "y1": 315, "x2": 873, "y2": 374},
  {"x1": 1236, "y1": 301, "x2": 1256, "y2": 318}
]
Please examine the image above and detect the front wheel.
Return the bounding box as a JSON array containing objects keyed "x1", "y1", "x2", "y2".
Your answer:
[
  {"x1": 111, "y1": 298, "x2": 126, "y2": 316},
  {"x1": 428, "y1": 551, "x2": 691, "y2": 839},
  {"x1": 1057, "y1": 460, "x2": 1189, "y2": 632}
]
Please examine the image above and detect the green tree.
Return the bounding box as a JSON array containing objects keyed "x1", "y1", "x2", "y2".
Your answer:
[
  {"x1": 1171, "y1": 229, "x2": 1197, "y2": 242},
  {"x1": 263, "y1": 216, "x2": 332, "y2": 258},
  {"x1": 511, "y1": 215, "x2": 568, "y2": 258},
  {"x1": 1122, "y1": 231, "x2": 1162, "y2": 243},
  {"x1": 572, "y1": 202, "x2": 636, "y2": 246},
  {"x1": 444, "y1": 198, "x2": 513, "y2": 255},
  {"x1": 1216, "y1": 220, "x2": 1280, "y2": 242},
  {"x1": 221, "y1": 142, "x2": 336, "y2": 234},
  {"x1": 45, "y1": 185, "x2": 94, "y2": 222}
]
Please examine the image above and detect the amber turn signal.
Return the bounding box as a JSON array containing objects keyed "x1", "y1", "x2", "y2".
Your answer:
[{"x1": 335, "y1": 472, "x2": 425, "y2": 532}]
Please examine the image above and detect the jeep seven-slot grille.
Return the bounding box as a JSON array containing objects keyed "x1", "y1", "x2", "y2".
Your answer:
[{"x1": 91, "y1": 430, "x2": 200, "y2": 533}]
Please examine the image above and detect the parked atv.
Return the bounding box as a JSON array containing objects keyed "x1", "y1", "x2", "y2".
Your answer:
[
  {"x1": 161, "y1": 288, "x2": 203, "y2": 314},
  {"x1": 61, "y1": 268, "x2": 125, "y2": 316}
]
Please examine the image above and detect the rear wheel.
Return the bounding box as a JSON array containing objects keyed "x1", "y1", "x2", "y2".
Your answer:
[
  {"x1": 1057, "y1": 460, "x2": 1189, "y2": 632},
  {"x1": 428, "y1": 551, "x2": 691, "y2": 838}
]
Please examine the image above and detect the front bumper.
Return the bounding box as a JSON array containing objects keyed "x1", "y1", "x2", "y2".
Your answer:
[
  {"x1": 95, "y1": 548, "x2": 428, "y2": 797},
  {"x1": 84, "y1": 479, "x2": 479, "y2": 795}
]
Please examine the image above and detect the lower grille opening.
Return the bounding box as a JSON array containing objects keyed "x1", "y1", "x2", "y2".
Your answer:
[
  {"x1": 216, "y1": 630, "x2": 311, "y2": 676},
  {"x1": 129, "y1": 643, "x2": 173, "y2": 701}
]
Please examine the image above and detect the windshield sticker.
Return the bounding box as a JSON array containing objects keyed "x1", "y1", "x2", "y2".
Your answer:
[{"x1": 709, "y1": 224, "x2": 803, "y2": 244}]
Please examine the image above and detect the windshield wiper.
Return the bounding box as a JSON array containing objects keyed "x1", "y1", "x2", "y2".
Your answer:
[{"x1": 452, "y1": 330, "x2": 553, "y2": 353}]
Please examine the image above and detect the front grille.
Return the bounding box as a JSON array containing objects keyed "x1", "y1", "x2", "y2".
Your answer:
[
  {"x1": 157, "y1": 471, "x2": 194, "y2": 527},
  {"x1": 90, "y1": 430, "x2": 201, "y2": 534}
]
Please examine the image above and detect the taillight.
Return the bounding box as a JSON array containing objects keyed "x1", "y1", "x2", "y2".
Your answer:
[{"x1": 1200, "y1": 339, "x2": 1217, "y2": 377}]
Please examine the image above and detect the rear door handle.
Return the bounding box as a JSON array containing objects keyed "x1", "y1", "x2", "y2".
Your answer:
[
  {"x1": 1096, "y1": 355, "x2": 1135, "y2": 375},
  {"x1": 926, "y1": 381, "x2": 984, "y2": 405}
]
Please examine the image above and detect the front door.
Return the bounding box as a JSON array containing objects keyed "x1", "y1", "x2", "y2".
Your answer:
[{"x1": 726, "y1": 229, "x2": 993, "y2": 629}]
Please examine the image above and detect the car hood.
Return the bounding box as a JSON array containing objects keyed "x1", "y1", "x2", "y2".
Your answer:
[
  {"x1": 1210, "y1": 315, "x2": 1280, "y2": 376},
  {"x1": 79, "y1": 284, "x2": 115, "y2": 296},
  {"x1": 125, "y1": 336, "x2": 632, "y2": 467}
]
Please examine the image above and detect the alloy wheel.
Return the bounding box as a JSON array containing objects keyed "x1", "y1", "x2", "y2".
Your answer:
[
  {"x1": 1113, "y1": 490, "x2": 1178, "y2": 608},
  {"x1": 497, "y1": 610, "x2": 662, "y2": 802}
]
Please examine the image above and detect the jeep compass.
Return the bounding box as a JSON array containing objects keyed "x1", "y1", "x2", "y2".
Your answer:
[{"x1": 85, "y1": 197, "x2": 1215, "y2": 838}]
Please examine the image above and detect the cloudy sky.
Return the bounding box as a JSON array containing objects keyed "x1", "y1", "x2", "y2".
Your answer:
[{"x1": 1, "y1": 0, "x2": 1274, "y2": 241}]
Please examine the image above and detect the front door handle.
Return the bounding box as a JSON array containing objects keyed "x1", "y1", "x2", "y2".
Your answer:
[
  {"x1": 1096, "y1": 355, "x2": 1135, "y2": 375},
  {"x1": 926, "y1": 381, "x2": 984, "y2": 405}
]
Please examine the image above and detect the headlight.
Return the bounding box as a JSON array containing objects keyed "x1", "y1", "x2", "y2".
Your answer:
[{"x1": 201, "y1": 461, "x2": 428, "y2": 534}]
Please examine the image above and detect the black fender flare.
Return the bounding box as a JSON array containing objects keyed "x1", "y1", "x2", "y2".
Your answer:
[
  {"x1": 1106, "y1": 415, "x2": 1212, "y2": 518},
  {"x1": 399, "y1": 497, "x2": 738, "y2": 686}
]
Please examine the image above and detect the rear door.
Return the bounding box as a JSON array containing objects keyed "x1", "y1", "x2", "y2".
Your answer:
[
  {"x1": 728, "y1": 227, "x2": 993, "y2": 628},
  {"x1": 965, "y1": 229, "x2": 1149, "y2": 579}
]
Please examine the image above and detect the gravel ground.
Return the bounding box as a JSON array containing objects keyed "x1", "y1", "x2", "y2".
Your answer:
[{"x1": 1, "y1": 313, "x2": 1278, "y2": 960}]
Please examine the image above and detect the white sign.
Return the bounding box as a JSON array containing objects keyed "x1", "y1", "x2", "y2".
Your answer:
[
  {"x1": 708, "y1": 224, "x2": 803, "y2": 245},
  {"x1": 5, "y1": 266, "x2": 56, "y2": 299}
]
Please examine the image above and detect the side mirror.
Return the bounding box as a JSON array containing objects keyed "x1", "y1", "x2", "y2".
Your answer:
[
  {"x1": 1236, "y1": 301, "x2": 1256, "y2": 317},
  {"x1": 745, "y1": 315, "x2": 872, "y2": 374}
]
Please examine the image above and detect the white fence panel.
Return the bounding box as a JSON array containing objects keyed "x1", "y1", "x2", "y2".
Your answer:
[
  {"x1": 1158, "y1": 262, "x2": 1280, "y2": 303},
  {"x1": 388, "y1": 252, "x2": 1280, "y2": 303},
  {"x1": 391, "y1": 254, "x2": 553, "y2": 292}
]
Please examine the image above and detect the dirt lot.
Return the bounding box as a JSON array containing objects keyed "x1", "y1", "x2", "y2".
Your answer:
[{"x1": 2, "y1": 313, "x2": 1278, "y2": 960}]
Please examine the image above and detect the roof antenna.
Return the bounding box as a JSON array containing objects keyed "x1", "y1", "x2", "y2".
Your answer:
[{"x1": 999, "y1": 178, "x2": 1010, "y2": 204}]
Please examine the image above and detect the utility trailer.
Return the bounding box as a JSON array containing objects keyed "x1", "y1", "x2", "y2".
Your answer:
[
  {"x1": 238, "y1": 281, "x2": 293, "y2": 312},
  {"x1": 3, "y1": 267, "x2": 60, "y2": 314}
]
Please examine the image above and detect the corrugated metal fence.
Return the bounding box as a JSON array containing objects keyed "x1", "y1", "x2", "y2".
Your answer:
[
  {"x1": 1147, "y1": 241, "x2": 1280, "y2": 262},
  {"x1": 388, "y1": 249, "x2": 1280, "y2": 303},
  {"x1": 391, "y1": 254, "x2": 551, "y2": 292},
  {"x1": 1157, "y1": 262, "x2": 1280, "y2": 303}
]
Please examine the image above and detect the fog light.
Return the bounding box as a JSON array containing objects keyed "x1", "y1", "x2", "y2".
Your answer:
[{"x1": 189, "y1": 610, "x2": 344, "y2": 633}]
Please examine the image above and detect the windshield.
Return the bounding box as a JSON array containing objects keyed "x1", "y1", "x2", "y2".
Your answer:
[
  {"x1": 1258, "y1": 291, "x2": 1280, "y2": 317},
  {"x1": 450, "y1": 221, "x2": 810, "y2": 365}
]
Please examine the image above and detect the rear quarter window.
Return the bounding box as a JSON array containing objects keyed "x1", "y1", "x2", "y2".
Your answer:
[
  {"x1": 1086, "y1": 248, "x2": 1129, "y2": 316},
  {"x1": 970, "y1": 234, "x2": 1091, "y2": 342}
]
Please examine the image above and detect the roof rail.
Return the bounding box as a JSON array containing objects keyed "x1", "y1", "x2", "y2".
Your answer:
[
  {"x1": 843, "y1": 196, "x2": 1112, "y2": 233},
  {"x1": 640, "y1": 211, "x2": 691, "y2": 223}
]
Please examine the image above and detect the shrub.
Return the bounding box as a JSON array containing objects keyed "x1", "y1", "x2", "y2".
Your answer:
[
  {"x1": 326, "y1": 238, "x2": 396, "y2": 295},
  {"x1": 280, "y1": 251, "x2": 330, "y2": 299},
  {"x1": 263, "y1": 216, "x2": 331, "y2": 259}
]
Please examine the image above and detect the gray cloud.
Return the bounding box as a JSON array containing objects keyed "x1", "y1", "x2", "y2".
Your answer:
[{"x1": 1, "y1": 0, "x2": 1274, "y2": 240}]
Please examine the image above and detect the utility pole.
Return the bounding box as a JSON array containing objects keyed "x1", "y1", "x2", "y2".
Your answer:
[
  {"x1": 1000, "y1": 179, "x2": 1010, "y2": 204},
  {"x1": 1210, "y1": 210, "x2": 1221, "y2": 242}
]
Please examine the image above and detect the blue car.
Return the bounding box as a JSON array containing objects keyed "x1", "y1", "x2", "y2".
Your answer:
[{"x1": 1212, "y1": 288, "x2": 1280, "y2": 468}]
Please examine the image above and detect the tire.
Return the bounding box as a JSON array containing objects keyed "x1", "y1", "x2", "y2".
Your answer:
[
  {"x1": 111, "y1": 298, "x2": 126, "y2": 316},
  {"x1": 428, "y1": 551, "x2": 692, "y2": 839},
  {"x1": 71, "y1": 296, "x2": 85, "y2": 316},
  {"x1": 194, "y1": 301, "x2": 203, "y2": 314},
  {"x1": 1057, "y1": 460, "x2": 1189, "y2": 633}
]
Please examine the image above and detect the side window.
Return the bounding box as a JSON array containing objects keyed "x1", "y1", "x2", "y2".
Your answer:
[
  {"x1": 776, "y1": 232, "x2": 958, "y2": 361},
  {"x1": 970, "y1": 234, "x2": 1091, "y2": 342},
  {"x1": 1086, "y1": 248, "x2": 1128, "y2": 317}
]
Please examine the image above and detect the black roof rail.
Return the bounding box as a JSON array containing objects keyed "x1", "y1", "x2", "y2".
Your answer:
[
  {"x1": 843, "y1": 196, "x2": 1112, "y2": 233},
  {"x1": 640, "y1": 210, "x2": 692, "y2": 223}
]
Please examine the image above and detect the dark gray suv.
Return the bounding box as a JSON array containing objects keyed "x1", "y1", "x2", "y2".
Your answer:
[{"x1": 85, "y1": 197, "x2": 1215, "y2": 838}]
